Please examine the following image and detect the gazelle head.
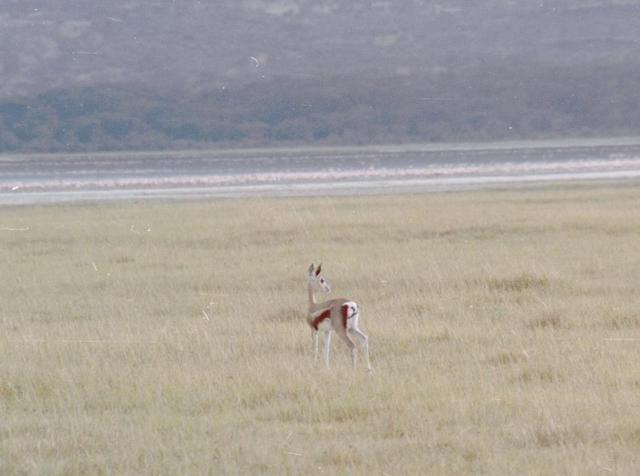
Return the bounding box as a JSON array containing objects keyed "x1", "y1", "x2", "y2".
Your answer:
[{"x1": 308, "y1": 263, "x2": 331, "y2": 293}]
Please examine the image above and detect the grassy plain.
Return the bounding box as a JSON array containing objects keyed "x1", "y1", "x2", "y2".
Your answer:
[{"x1": 2, "y1": 183, "x2": 640, "y2": 475}]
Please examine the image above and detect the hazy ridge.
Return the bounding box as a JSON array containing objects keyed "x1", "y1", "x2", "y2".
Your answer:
[{"x1": 2, "y1": 0, "x2": 640, "y2": 152}]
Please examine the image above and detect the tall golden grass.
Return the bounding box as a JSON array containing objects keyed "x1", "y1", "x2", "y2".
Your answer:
[{"x1": 2, "y1": 184, "x2": 640, "y2": 474}]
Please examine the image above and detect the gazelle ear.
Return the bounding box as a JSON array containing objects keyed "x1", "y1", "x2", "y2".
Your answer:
[
  {"x1": 308, "y1": 264, "x2": 315, "y2": 276},
  {"x1": 315, "y1": 263, "x2": 322, "y2": 276}
]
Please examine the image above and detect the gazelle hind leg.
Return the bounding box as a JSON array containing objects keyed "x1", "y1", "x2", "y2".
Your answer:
[
  {"x1": 349, "y1": 327, "x2": 371, "y2": 371},
  {"x1": 322, "y1": 330, "x2": 332, "y2": 368},
  {"x1": 336, "y1": 327, "x2": 357, "y2": 369}
]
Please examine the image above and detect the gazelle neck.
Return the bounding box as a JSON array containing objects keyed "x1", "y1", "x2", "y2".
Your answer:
[{"x1": 308, "y1": 282, "x2": 317, "y2": 307}]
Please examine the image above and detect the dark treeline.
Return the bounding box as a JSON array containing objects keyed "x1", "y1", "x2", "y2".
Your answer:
[{"x1": 2, "y1": 59, "x2": 640, "y2": 153}]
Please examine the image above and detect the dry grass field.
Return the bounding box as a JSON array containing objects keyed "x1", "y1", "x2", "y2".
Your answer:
[{"x1": 2, "y1": 184, "x2": 640, "y2": 475}]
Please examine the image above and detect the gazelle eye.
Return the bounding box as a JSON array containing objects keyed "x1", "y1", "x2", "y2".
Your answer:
[{"x1": 320, "y1": 278, "x2": 325, "y2": 283}]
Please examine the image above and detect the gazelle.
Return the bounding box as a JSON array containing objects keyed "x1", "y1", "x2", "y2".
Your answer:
[{"x1": 307, "y1": 263, "x2": 371, "y2": 371}]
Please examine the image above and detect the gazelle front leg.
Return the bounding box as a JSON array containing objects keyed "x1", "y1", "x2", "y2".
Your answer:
[
  {"x1": 312, "y1": 330, "x2": 319, "y2": 362},
  {"x1": 322, "y1": 330, "x2": 332, "y2": 368},
  {"x1": 349, "y1": 327, "x2": 372, "y2": 371}
]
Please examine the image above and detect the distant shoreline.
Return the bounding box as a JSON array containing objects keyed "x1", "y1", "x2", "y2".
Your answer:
[
  {"x1": 2, "y1": 173, "x2": 640, "y2": 207},
  {"x1": 2, "y1": 139, "x2": 640, "y2": 205},
  {"x1": 3, "y1": 136, "x2": 640, "y2": 162}
]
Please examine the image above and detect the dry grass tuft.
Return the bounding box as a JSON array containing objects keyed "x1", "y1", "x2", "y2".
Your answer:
[
  {"x1": 486, "y1": 350, "x2": 528, "y2": 366},
  {"x1": 526, "y1": 312, "x2": 564, "y2": 330},
  {"x1": 268, "y1": 307, "x2": 304, "y2": 323},
  {"x1": 487, "y1": 273, "x2": 550, "y2": 292}
]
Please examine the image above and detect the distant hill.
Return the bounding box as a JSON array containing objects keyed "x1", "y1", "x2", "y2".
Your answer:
[{"x1": 2, "y1": 1, "x2": 640, "y2": 152}]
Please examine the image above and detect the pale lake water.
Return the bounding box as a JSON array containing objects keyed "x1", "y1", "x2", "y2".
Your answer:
[{"x1": 2, "y1": 143, "x2": 640, "y2": 205}]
